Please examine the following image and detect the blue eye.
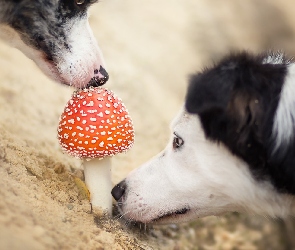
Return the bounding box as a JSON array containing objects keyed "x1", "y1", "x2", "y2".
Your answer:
[{"x1": 173, "y1": 136, "x2": 184, "y2": 149}]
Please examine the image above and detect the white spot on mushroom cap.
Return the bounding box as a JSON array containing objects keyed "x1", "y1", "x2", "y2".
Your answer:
[
  {"x1": 87, "y1": 109, "x2": 97, "y2": 114},
  {"x1": 68, "y1": 119, "x2": 75, "y2": 124},
  {"x1": 86, "y1": 101, "x2": 94, "y2": 107}
]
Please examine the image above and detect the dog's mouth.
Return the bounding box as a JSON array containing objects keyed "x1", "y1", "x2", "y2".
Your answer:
[
  {"x1": 152, "y1": 207, "x2": 190, "y2": 222},
  {"x1": 37, "y1": 55, "x2": 109, "y2": 88}
]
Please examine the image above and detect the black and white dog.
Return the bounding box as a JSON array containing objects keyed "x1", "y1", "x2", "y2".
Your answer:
[
  {"x1": 0, "y1": 0, "x2": 108, "y2": 88},
  {"x1": 112, "y1": 51, "x2": 295, "y2": 224}
]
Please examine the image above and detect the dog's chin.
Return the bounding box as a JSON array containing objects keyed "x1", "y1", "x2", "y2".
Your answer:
[
  {"x1": 35, "y1": 57, "x2": 67, "y2": 85},
  {"x1": 33, "y1": 55, "x2": 99, "y2": 88},
  {"x1": 39, "y1": 56, "x2": 108, "y2": 88},
  {"x1": 31, "y1": 54, "x2": 79, "y2": 87}
]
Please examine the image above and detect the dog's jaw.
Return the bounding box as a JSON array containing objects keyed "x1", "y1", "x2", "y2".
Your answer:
[{"x1": 0, "y1": 24, "x2": 65, "y2": 83}]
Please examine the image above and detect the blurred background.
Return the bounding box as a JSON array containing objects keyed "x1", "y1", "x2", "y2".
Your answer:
[{"x1": 1, "y1": 0, "x2": 295, "y2": 249}]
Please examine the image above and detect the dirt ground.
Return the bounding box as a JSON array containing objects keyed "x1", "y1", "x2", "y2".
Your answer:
[{"x1": 1, "y1": 0, "x2": 295, "y2": 249}]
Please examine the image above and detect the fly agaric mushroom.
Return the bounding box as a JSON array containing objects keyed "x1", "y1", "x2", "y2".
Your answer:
[{"x1": 57, "y1": 87, "x2": 134, "y2": 213}]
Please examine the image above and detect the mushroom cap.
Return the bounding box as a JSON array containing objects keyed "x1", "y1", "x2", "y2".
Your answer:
[{"x1": 57, "y1": 87, "x2": 134, "y2": 158}]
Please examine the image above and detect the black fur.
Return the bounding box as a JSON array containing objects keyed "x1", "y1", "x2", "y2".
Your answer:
[
  {"x1": 185, "y1": 51, "x2": 295, "y2": 195},
  {"x1": 1, "y1": 0, "x2": 96, "y2": 62}
]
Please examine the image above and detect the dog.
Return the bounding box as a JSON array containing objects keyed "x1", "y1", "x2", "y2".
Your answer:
[
  {"x1": 112, "y1": 51, "x2": 295, "y2": 224},
  {"x1": 0, "y1": 0, "x2": 108, "y2": 88}
]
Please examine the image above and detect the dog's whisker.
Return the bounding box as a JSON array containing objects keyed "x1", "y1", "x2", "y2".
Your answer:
[{"x1": 114, "y1": 210, "x2": 132, "y2": 222}]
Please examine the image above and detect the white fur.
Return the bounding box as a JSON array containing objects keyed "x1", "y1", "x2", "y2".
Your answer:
[
  {"x1": 0, "y1": 16, "x2": 106, "y2": 88},
  {"x1": 121, "y1": 109, "x2": 294, "y2": 224},
  {"x1": 56, "y1": 17, "x2": 106, "y2": 88},
  {"x1": 272, "y1": 64, "x2": 295, "y2": 151},
  {"x1": 263, "y1": 52, "x2": 286, "y2": 65}
]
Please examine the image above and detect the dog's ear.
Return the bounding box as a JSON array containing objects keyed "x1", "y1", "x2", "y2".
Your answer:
[
  {"x1": 227, "y1": 91, "x2": 263, "y2": 145},
  {"x1": 185, "y1": 69, "x2": 233, "y2": 115},
  {"x1": 185, "y1": 57, "x2": 263, "y2": 146}
]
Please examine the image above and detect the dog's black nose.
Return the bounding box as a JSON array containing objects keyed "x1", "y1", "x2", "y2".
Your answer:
[
  {"x1": 87, "y1": 66, "x2": 109, "y2": 88},
  {"x1": 111, "y1": 180, "x2": 126, "y2": 201}
]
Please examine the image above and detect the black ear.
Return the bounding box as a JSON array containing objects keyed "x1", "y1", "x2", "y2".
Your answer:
[
  {"x1": 185, "y1": 66, "x2": 235, "y2": 115},
  {"x1": 227, "y1": 91, "x2": 263, "y2": 144},
  {"x1": 184, "y1": 57, "x2": 264, "y2": 146}
]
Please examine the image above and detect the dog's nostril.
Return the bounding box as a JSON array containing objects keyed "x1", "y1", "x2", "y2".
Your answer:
[{"x1": 111, "y1": 180, "x2": 126, "y2": 201}]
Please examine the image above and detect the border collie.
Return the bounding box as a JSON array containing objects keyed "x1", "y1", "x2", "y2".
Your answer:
[
  {"x1": 112, "y1": 51, "x2": 295, "y2": 224},
  {"x1": 0, "y1": 0, "x2": 108, "y2": 88}
]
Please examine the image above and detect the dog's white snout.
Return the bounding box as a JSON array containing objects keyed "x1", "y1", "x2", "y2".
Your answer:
[{"x1": 56, "y1": 17, "x2": 108, "y2": 88}]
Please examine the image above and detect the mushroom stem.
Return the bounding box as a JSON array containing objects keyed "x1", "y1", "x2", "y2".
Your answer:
[{"x1": 83, "y1": 157, "x2": 112, "y2": 213}]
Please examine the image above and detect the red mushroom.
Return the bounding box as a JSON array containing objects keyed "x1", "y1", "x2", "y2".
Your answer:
[{"x1": 57, "y1": 87, "x2": 134, "y2": 213}]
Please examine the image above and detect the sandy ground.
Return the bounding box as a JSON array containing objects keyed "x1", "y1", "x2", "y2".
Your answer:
[{"x1": 1, "y1": 0, "x2": 295, "y2": 249}]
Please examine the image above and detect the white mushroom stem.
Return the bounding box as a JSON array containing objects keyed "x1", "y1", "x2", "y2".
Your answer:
[{"x1": 83, "y1": 157, "x2": 112, "y2": 213}]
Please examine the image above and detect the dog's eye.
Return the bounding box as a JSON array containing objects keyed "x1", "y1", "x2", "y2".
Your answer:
[
  {"x1": 173, "y1": 136, "x2": 184, "y2": 149},
  {"x1": 75, "y1": 0, "x2": 86, "y2": 5},
  {"x1": 75, "y1": 0, "x2": 97, "y2": 5}
]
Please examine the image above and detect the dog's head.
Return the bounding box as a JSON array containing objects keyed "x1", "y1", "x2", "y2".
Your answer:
[
  {"x1": 1, "y1": 0, "x2": 107, "y2": 88},
  {"x1": 112, "y1": 52, "x2": 295, "y2": 224}
]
